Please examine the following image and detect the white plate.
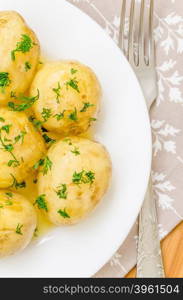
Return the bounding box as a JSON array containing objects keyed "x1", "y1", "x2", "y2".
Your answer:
[{"x1": 0, "y1": 0, "x2": 151, "y2": 277}]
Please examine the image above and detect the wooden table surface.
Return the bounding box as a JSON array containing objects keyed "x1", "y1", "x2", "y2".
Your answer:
[{"x1": 126, "y1": 221, "x2": 183, "y2": 278}]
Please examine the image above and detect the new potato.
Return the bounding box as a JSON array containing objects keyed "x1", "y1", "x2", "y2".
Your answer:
[
  {"x1": 0, "y1": 190, "x2": 37, "y2": 257},
  {"x1": 0, "y1": 108, "x2": 45, "y2": 188},
  {"x1": 38, "y1": 137, "x2": 112, "y2": 225},
  {"x1": 30, "y1": 61, "x2": 101, "y2": 135},
  {"x1": 0, "y1": 11, "x2": 40, "y2": 105}
]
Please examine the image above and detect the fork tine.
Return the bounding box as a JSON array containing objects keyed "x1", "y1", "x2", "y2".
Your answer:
[
  {"x1": 118, "y1": 0, "x2": 126, "y2": 53},
  {"x1": 128, "y1": 0, "x2": 135, "y2": 63},
  {"x1": 149, "y1": 0, "x2": 155, "y2": 66},
  {"x1": 138, "y1": 0, "x2": 145, "y2": 65}
]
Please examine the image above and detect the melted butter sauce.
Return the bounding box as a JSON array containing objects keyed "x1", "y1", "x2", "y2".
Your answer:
[{"x1": 17, "y1": 175, "x2": 53, "y2": 238}]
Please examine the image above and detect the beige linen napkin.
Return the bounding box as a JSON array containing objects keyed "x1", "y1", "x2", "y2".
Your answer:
[{"x1": 67, "y1": 0, "x2": 183, "y2": 277}]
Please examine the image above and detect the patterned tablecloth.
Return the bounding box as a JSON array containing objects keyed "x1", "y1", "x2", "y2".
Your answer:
[{"x1": 67, "y1": 0, "x2": 183, "y2": 277}]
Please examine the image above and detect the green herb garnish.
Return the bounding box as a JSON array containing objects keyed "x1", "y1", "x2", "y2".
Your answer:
[
  {"x1": 25, "y1": 61, "x2": 32, "y2": 72},
  {"x1": 41, "y1": 127, "x2": 48, "y2": 133},
  {"x1": 3, "y1": 137, "x2": 11, "y2": 142},
  {"x1": 89, "y1": 117, "x2": 97, "y2": 126},
  {"x1": 14, "y1": 131, "x2": 27, "y2": 144},
  {"x1": 42, "y1": 156, "x2": 52, "y2": 175},
  {"x1": 72, "y1": 171, "x2": 84, "y2": 184},
  {"x1": 90, "y1": 118, "x2": 97, "y2": 122},
  {"x1": 71, "y1": 68, "x2": 78, "y2": 75},
  {"x1": 72, "y1": 170, "x2": 95, "y2": 185},
  {"x1": 41, "y1": 108, "x2": 52, "y2": 122},
  {"x1": 57, "y1": 208, "x2": 70, "y2": 218},
  {"x1": 54, "y1": 111, "x2": 65, "y2": 121},
  {"x1": 85, "y1": 171, "x2": 95, "y2": 184},
  {"x1": 29, "y1": 115, "x2": 42, "y2": 130},
  {"x1": 15, "y1": 224, "x2": 23, "y2": 235},
  {"x1": 0, "y1": 117, "x2": 5, "y2": 122},
  {"x1": 1, "y1": 124, "x2": 12, "y2": 134},
  {"x1": 0, "y1": 72, "x2": 11, "y2": 93},
  {"x1": 8, "y1": 89, "x2": 39, "y2": 112},
  {"x1": 6, "y1": 192, "x2": 13, "y2": 198},
  {"x1": 10, "y1": 174, "x2": 26, "y2": 189},
  {"x1": 66, "y1": 78, "x2": 80, "y2": 93},
  {"x1": 33, "y1": 159, "x2": 45, "y2": 170},
  {"x1": 11, "y1": 34, "x2": 35, "y2": 61},
  {"x1": 5, "y1": 200, "x2": 13, "y2": 206},
  {"x1": 56, "y1": 184, "x2": 67, "y2": 199},
  {"x1": 63, "y1": 138, "x2": 72, "y2": 145},
  {"x1": 42, "y1": 134, "x2": 56, "y2": 145},
  {"x1": 71, "y1": 147, "x2": 80, "y2": 156},
  {"x1": 0, "y1": 125, "x2": 20, "y2": 167},
  {"x1": 34, "y1": 194, "x2": 48, "y2": 211},
  {"x1": 34, "y1": 157, "x2": 52, "y2": 175},
  {"x1": 34, "y1": 227, "x2": 38, "y2": 237},
  {"x1": 80, "y1": 102, "x2": 94, "y2": 112},
  {"x1": 5, "y1": 144, "x2": 14, "y2": 152},
  {"x1": 7, "y1": 160, "x2": 19, "y2": 167},
  {"x1": 52, "y1": 82, "x2": 61, "y2": 103},
  {"x1": 69, "y1": 108, "x2": 78, "y2": 121},
  {"x1": 10, "y1": 91, "x2": 17, "y2": 98}
]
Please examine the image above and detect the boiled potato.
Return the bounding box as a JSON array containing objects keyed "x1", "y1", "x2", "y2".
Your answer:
[
  {"x1": 0, "y1": 190, "x2": 37, "y2": 257},
  {"x1": 30, "y1": 61, "x2": 101, "y2": 135},
  {"x1": 0, "y1": 108, "x2": 45, "y2": 188},
  {"x1": 37, "y1": 137, "x2": 111, "y2": 225},
  {"x1": 0, "y1": 11, "x2": 40, "y2": 105}
]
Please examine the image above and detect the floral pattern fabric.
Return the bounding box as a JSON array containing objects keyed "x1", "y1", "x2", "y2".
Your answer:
[{"x1": 67, "y1": 0, "x2": 183, "y2": 277}]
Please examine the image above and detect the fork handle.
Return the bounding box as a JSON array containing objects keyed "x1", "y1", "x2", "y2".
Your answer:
[{"x1": 137, "y1": 177, "x2": 165, "y2": 278}]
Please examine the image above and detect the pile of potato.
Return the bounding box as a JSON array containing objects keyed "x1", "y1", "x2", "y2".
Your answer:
[{"x1": 0, "y1": 11, "x2": 112, "y2": 257}]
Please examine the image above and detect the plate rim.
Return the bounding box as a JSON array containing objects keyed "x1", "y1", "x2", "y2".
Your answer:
[{"x1": 62, "y1": 0, "x2": 152, "y2": 277}]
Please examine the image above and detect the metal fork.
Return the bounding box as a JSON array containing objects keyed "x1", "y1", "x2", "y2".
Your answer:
[{"x1": 119, "y1": 0, "x2": 165, "y2": 277}]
